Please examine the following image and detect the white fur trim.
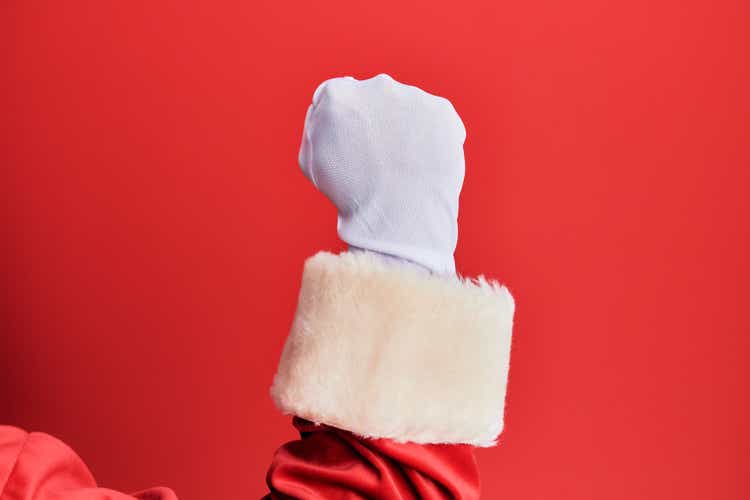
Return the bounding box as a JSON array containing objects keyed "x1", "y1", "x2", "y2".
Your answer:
[{"x1": 270, "y1": 251, "x2": 515, "y2": 447}]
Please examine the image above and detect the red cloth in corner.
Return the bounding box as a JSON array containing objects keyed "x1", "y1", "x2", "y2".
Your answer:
[
  {"x1": 264, "y1": 417, "x2": 480, "y2": 500},
  {"x1": 0, "y1": 425, "x2": 177, "y2": 500}
]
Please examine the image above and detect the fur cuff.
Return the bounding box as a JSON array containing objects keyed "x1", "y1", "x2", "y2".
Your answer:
[{"x1": 270, "y1": 251, "x2": 515, "y2": 447}]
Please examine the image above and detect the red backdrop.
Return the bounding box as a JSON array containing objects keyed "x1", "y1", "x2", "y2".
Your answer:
[{"x1": 2, "y1": 1, "x2": 748, "y2": 499}]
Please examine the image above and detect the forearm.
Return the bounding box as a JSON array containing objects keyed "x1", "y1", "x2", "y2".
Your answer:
[
  {"x1": 264, "y1": 417, "x2": 479, "y2": 499},
  {"x1": 265, "y1": 250, "x2": 513, "y2": 499}
]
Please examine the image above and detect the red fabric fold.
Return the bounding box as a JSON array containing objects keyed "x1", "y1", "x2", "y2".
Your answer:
[
  {"x1": 1, "y1": 420, "x2": 480, "y2": 499},
  {"x1": 0, "y1": 425, "x2": 177, "y2": 500},
  {"x1": 264, "y1": 417, "x2": 480, "y2": 500}
]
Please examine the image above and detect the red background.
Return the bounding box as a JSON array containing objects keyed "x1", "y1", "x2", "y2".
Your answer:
[{"x1": 2, "y1": 1, "x2": 748, "y2": 499}]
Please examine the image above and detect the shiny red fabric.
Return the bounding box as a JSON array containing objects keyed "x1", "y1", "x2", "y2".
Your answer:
[
  {"x1": 264, "y1": 417, "x2": 480, "y2": 500},
  {"x1": 0, "y1": 425, "x2": 177, "y2": 500},
  {"x1": 1, "y1": 421, "x2": 480, "y2": 499}
]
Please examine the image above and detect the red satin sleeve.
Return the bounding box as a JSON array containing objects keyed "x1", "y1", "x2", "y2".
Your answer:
[
  {"x1": 0, "y1": 425, "x2": 176, "y2": 500},
  {"x1": 264, "y1": 417, "x2": 480, "y2": 500}
]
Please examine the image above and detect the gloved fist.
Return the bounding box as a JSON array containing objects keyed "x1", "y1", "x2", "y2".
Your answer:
[{"x1": 299, "y1": 74, "x2": 466, "y2": 274}]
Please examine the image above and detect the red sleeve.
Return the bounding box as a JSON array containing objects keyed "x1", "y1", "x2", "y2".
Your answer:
[
  {"x1": 265, "y1": 252, "x2": 514, "y2": 499},
  {"x1": 264, "y1": 417, "x2": 480, "y2": 500},
  {"x1": 0, "y1": 425, "x2": 177, "y2": 500}
]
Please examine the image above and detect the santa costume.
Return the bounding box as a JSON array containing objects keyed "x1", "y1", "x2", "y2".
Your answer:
[{"x1": 0, "y1": 74, "x2": 514, "y2": 500}]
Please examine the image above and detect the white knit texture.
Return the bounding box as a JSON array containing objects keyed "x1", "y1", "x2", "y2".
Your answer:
[{"x1": 298, "y1": 74, "x2": 466, "y2": 274}]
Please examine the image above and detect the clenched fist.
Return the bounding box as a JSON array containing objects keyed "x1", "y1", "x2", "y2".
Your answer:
[{"x1": 299, "y1": 74, "x2": 466, "y2": 274}]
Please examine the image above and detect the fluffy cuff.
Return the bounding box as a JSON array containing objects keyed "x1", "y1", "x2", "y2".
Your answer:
[{"x1": 270, "y1": 251, "x2": 515, "y2": 447}]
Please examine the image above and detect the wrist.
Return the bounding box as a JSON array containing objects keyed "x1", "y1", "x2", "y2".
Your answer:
[{"x1": 347, "y1": 245, "x2": 451, "y2": 276}]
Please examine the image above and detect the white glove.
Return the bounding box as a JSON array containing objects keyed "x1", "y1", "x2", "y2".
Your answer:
[{"x1": 298, "y1": 74, "x2": 466, "y2": 274}]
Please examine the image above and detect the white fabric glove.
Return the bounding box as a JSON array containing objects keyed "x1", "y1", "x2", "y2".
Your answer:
[{"x1": 299, "y1": 74, "x2": 466, "y2": 274}]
